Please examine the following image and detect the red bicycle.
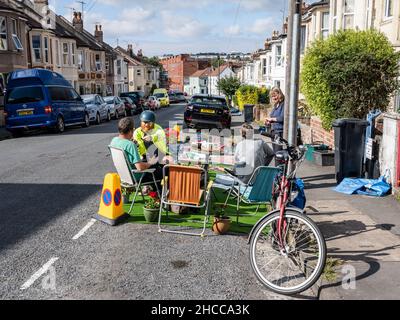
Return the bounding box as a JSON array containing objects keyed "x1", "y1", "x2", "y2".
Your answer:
[{"x1": 248, "y1": 137, "x2": 327, "y2": 295}]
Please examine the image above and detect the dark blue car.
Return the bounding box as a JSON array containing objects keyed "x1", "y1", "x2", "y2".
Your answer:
[{"x1": 4, "y1": 69, "x2": 89, "y2": 137}]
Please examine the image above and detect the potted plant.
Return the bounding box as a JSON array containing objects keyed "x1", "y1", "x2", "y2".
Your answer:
[
  {"x1": 143, "y1": 192, "x2": 160, "y2": 223},
  {"x1": 212, "y1": 207, "x2": 231, "y2": 235},
  {"x1": 122, "y1": 187, "x2": 133, "y2": 204}
]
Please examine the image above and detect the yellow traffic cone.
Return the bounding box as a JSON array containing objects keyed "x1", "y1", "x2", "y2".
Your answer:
[{"x1": 94, "y1": 173, "x2": 129, "y2": 226}]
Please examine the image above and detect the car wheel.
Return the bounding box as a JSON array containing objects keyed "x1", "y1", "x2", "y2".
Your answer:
[
  {"x1": 55, "y1": 116, "x2": 65, "y2": 133},
  {"x1": 82, "y1": 113, "x2": 90, "y2": 128},
  {"x1": 106, "y1": 111, "x2": 111, "y2": 122},
  {"x1": 95, "y1": 113, "x2": 101, "y2": 125},
  {"x1": 10, "y1": 129, "x2": 24, "y2": 138}
]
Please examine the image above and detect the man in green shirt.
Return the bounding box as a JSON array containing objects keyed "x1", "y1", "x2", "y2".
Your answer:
[{"x1": 110, "y1": 117, "x2": 160, "y2": 187}]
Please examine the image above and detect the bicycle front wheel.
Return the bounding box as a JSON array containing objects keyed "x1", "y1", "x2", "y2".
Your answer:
[{"x1": 249, "y1": 210, "x2": 326, "y2": 295}]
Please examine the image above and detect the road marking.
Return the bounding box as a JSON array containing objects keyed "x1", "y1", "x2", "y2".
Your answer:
[
  {"x1": 72, "y1": 219, "x2": 97, "y2": 240},
  {"x1": 20, "y1": 257, "x2": 59, "y2": 290}
]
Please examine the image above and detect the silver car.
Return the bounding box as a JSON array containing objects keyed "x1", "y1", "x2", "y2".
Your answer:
[
  {"x1": 104, "y1": 96, "x2": 127, "y2": 119},
  {"x1": 81, "y1": 94, "x2": 111, "y2": 125}
]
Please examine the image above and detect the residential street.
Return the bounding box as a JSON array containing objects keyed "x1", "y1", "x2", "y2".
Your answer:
[{"x1": 0, "y1": 104, "x2": 300, "y2": 300}]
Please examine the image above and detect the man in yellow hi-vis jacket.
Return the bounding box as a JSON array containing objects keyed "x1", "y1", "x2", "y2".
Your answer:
[{"x1": 133, "y1": 111, "x2": 170, "y2": 161}]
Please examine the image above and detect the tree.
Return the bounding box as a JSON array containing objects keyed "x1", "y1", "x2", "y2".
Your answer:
[
  {"x1": 216, "y1": 76, "x2": 242, "y2": 106},
  {"x1": 211, "y1": 57, "x2": 226, "y2": 69},
  {"x1": 143, "y1": 56, "x2": 162, "y2": 68},
  {"x1": 301, "y1": 29, "x2": 400, "y2": 130}
]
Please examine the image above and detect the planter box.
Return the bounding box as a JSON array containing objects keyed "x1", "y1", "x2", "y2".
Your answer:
[{"x1": 313, "y1": 150, "x2": 335, "y2": 167}]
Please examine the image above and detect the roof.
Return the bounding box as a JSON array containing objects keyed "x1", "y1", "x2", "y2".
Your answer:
[{"x1": 115, "y1": 47, "x2": 145, "y2": 66}]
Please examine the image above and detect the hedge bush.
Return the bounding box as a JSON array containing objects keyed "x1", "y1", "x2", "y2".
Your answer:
[
  {"x1": 258, "y1": 87, "x2": 270, "y2": 104},
  {"x1": 301, "y1": 29, "x2": 400, "y2": 130},
  {"x1": 235, "y1": 85, "x2": 259, "y2": 110}
]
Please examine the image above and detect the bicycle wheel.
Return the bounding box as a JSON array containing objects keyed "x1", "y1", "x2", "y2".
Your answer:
[{"x1": 249, "y1": 209, "x2": 326, "y2": 295}]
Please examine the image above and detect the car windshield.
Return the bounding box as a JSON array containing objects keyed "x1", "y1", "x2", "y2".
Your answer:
[
  {"x1": 104, "y1": 97, "x2": 114, "y2": 104},
  {"x1": 190, "y1": 97, "x2": 226, "y2": 106},
  {"x1": 83, "y1": 97, "x2": 95, "y2": 104},
  {"x1": 154, "y1": 93, "x2": 164, "y2": 98},
  {"x1": 6, "y1": 86, "x2": 44, "y2": 104}
]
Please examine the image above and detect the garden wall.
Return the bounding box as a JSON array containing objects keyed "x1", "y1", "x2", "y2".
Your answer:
[{"x1": 300, "y1": 116, "x2": 334, "y2": 149}]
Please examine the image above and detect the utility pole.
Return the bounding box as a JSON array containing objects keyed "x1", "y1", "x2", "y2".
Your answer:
[
  {"x1": 283, "y1": 0, "x2": 294, "y2": 141},
  {"x1": 77, "y1": 1, "x2": 86, "y2": 19},
  {"x1": 288, "y1": 0, "x2": 302, "y2": 146}
]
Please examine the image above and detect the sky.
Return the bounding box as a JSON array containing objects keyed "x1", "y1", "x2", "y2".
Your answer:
[{"x1": 44, "y1": 0, "x2": 317, "y2": 57}]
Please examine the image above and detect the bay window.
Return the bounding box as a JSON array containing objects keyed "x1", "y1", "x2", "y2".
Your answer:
[
  {"x1": 0, "y1": 16, "x2": 7, "y2": 51},
  {"x1": 44, "y1": 37, "x2": 49, "y2": 63},
  {"x1": 321, "y1": 12, "x2": 329, "y2": 39},
  {"x1": 62, "y1": 43, "x2": 69, "y2": 65},
  {"x1": 343, "y1": 0, "x2": 354, "y2": 30},
  {"x1": 384, "y1": 0, "x2": 393, "y2": 19},
  {"x1": 11, "y1": 19, "x2": 23, "y2": 50},
  {"x1": 32, "y1": 35, "x2": 42, "y2": 62}
]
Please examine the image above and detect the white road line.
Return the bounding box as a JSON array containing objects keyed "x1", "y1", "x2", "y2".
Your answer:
[
  {"x1": 72, "y1": 219, "x2": 97, "y2": 240},
  {"x1": 20, "y1": 257, "x2": 59, "y2": 290}
]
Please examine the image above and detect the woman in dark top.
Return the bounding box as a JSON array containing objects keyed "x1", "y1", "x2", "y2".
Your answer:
[{"x1": 265, "y1": 87, "x2": 285, "y2": 154}]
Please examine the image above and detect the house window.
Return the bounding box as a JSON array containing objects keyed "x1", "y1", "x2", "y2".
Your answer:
[
  {"x1": 44, "y1": 37, "x2": 49, "y2": 63},
  {"x1": 77, "y1": 51, "x2": 84, "y2": 71},
  {"x1": 384, "y1": 0, "x2": 393, "y2": 19},
  {"x1": 321, "y1": 12, "x2": 329, "y2": 39},
  {"x1": 343, "y1": 0, "x2": 354, "y2": 30},
  {"x1": 137, "y1": 86, "x2": 142, "y2": 91},
  {"x1": 117, "y1": 60, "x2": 122, "y2": 75},
  {"x1": 366, "y1": 0, "x2": 372, "y2": 29},
  {"x1": 95, "y1": 54, "x2": 102, "y2": 71},
  {"x1": 0, "y1": 16, "x2": 7, "y2": 51},
  {"x1": 275, "y1": 45, "x2": 283, "y2": 67},
  {"x1": 62, "y1": 43, "x2": 69, "y2": 65},
  {"x1": 274, "y1": 80, "x2": 281, "y2": 88},
  {"x1": 11, "y1": 19, "x2": 23, "y2": 50},
  {"x1": 332, "y1": 0, "x2": 338, "y2": 33},
  {"x1": 137, "y1": 69, "x2": 141, "y2": 76},
  {"x1": 300, "y1": 25, "x2": 306, "y2": 53},
  {"x1": 55, "y1": 40, "x2": 60, "y2": 65},
  {"x1": 71, "y1": 43, "x2": 76, "y2": 66},
  {"x1": 262, "y1": 58, "x2": 267, "y2": 76},
  {"x1": 32, "y1": 35, "x2": 42, "y2": 62}
]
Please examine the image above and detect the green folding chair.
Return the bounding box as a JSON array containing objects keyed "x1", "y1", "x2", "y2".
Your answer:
[{"x1": 214, "y1": 166, "x2": 281, "y2": 224}]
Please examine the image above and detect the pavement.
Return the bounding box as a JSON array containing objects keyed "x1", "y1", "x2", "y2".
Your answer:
[{"x1": 298, "y1": 160, "x2": 400, "y2": 300}]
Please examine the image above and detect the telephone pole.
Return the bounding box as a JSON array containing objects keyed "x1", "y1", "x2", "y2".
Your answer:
[
  {"x1": 287, "y1": 0, "x2": 302, "y2": 146},
  {"x1": 283, "y1": 0, "x2": 294, "y2": 141}
]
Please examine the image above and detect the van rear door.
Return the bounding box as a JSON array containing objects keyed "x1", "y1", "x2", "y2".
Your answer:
[{"x1": 5, "y1": 86, "x2": 48, "y2": 127}]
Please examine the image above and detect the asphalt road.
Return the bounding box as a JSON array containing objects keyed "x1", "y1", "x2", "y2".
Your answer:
[{"x1": 0, "y1": 104, "x2": 304, "y2": 300}]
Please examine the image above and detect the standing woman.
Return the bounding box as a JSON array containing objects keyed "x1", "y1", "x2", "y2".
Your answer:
[{"x1": 265, "y1": 87, "x2": 285, "y2": 154}]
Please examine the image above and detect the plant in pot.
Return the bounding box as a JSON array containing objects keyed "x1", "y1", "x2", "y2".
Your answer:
[
  {"x1": 143, "y1": 192, "x2": 160, "y2": 223},
  {"x1": 212, "y1": 206, "x2": 231, "y2": 235},
  {"x1": 122, "y1": 187, "x2": 134, "y2": 204}
]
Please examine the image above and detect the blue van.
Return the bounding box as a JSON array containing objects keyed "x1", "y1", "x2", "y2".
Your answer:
[{"x1": 4, "y1": 69, "x2": 89, "y2": 136}]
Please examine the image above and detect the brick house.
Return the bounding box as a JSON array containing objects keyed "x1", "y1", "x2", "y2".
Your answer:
[{"x1": 160, "y1": 54, "x2": 210, "y2": 92}]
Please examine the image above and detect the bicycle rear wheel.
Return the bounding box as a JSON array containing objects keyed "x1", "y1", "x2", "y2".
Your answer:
[{"x1": 249, "y1": 209, "x2": 326, "y2": 295}]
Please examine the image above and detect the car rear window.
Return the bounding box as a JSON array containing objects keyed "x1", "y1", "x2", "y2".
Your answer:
[
  {"x1": 191, "y1": 97, "x2": 226, "y2": 106},
  {"x1": 154, "y1": 93, "x2": 165, "y2": 98},
  {"x1": 6, "y1": 86, "x2": 44, "y2": 104}
]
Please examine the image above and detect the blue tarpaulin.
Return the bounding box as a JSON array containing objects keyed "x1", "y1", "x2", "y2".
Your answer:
[{"x1": 334, "y1": 176, "x2": 391, "y2": 197}]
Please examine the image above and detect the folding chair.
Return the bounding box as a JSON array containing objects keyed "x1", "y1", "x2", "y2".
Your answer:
[
  {"x1": 213, "y1": 166, "x2": 281, "y2": 224},
  {"x1": 158, "y1": 165, "x2": 213, "y2": 237},
  {"x1": 109, "y1": 146, "x2": 161, "y2": 214}
]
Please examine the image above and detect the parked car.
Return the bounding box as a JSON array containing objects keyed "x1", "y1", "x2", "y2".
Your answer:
[
  {"x1": 4, "y1": 69, "x2": 89, "y2": 137},
  {"x1": 146, "y1": 96, "x2": 161, "y2": 111},
  {"x1": 81, "y1": 94, "x2": 110, "y2": 124},
  {"x1": 120, "y1": 91, "x2": 144, "y2": 114},
  {"x1": 184, "y1": 94, "x2": 231, "y2": 129},
  {"x1": 169, "y1": 91, "x2": 187, "y2": 103},
  {"x1": 120, "y1": 96, "x2": 136, "y2": 116},
  {"x1": 153, "y1": 88, "x2": 169, "y2": 107},
  {"x1": 104, "y1": 96, "x2": 126, "y2": 119}
]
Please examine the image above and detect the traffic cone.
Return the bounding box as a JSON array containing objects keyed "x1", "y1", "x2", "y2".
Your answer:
[{"x1": 93, "y1": 173, "x2": 130, "y2": 226}]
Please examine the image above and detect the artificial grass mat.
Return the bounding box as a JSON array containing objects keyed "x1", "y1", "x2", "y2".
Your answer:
[{"x1": 124, "y1": 176, "x2": 271, "y2": 235}]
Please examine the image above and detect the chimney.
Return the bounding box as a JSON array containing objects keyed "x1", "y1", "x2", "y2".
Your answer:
[
  {"x1": 127, "y1": 44, "x2": 134, "y2": 57},
  {"x1": 137, "y1": 49, "x2": 143, "y2": 61},
  {"x1": 73, "y1": 12, "x2": 83, "y2": 32},
  {"x1": 94, "y1": 24, "x2": 103, "y2": 42}
]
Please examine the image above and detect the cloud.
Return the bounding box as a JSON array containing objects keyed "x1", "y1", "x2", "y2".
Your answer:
[
  {"x1": 224, "y1": 25, "x2": 241, "y2": 36},
  {"x1": 248, "y1": 18, "x2": 277, "y2": 35},
  {"x1": 161, "y1": 11, "x2": 211, "y2": 39}
]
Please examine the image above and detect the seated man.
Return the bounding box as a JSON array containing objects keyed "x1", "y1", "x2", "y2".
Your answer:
[
  {"x1": 133, "y1": 111, "x2": 170, "y2": 162},
  {"x1": 110, "y1": 117, "x2": 161, "y2": 188},
  {"x1": 233, "y1": 124, "x2": 275, "y2": 183}
]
